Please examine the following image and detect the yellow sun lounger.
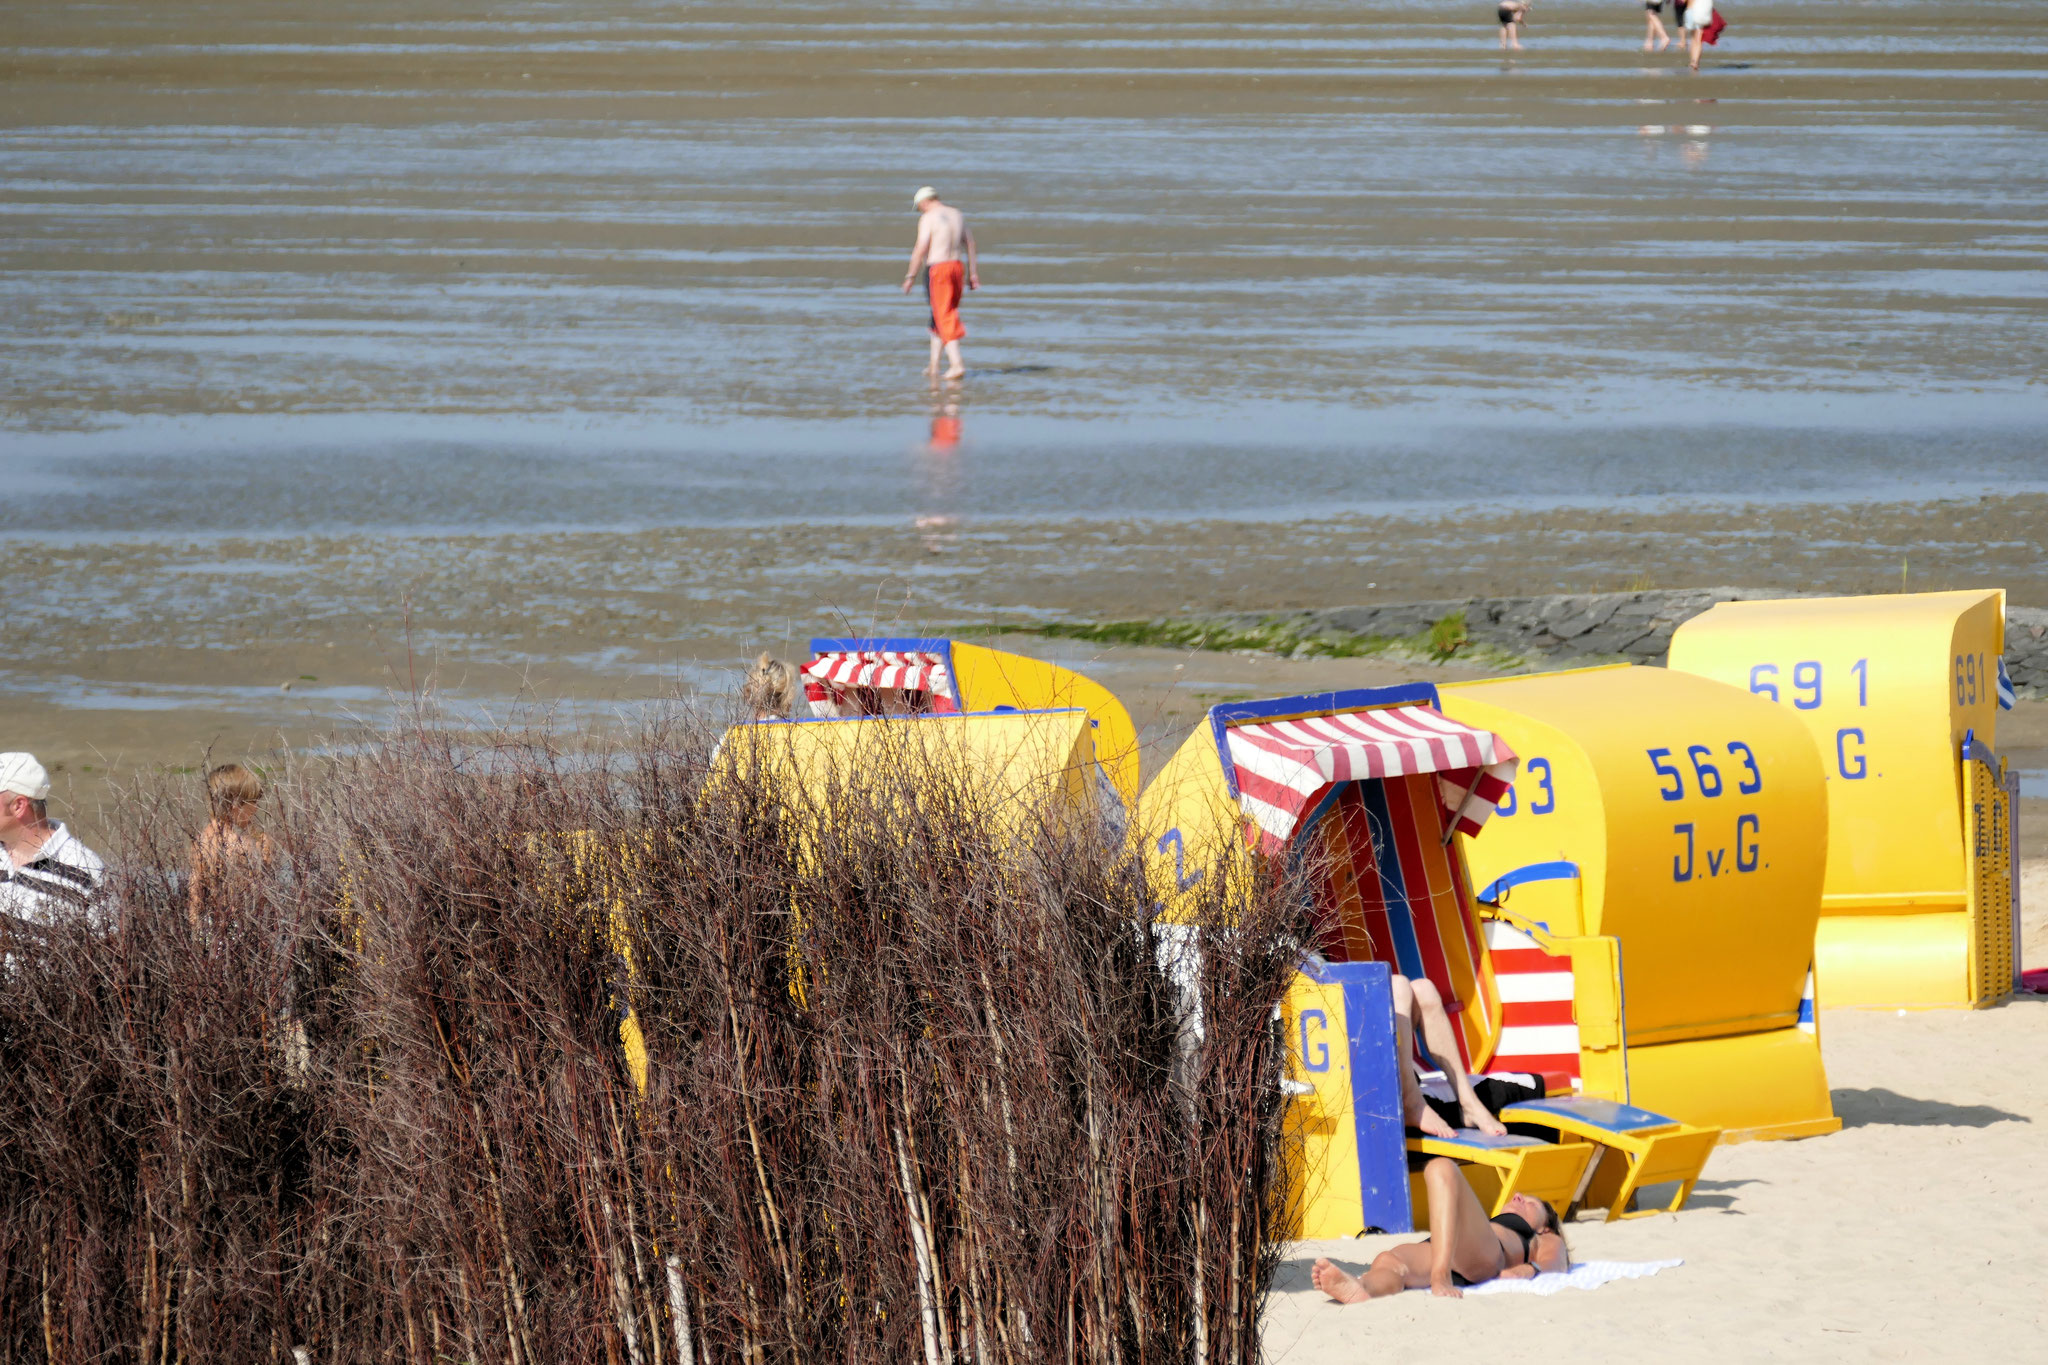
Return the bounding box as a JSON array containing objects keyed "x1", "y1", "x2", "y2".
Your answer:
[
  {"x1": 1403, "y1": 1130, "x2": 1596, "y2": 1227},
  {"x1": 1497, "y1": 1095, "x2": 1721, "y2": 1222}
]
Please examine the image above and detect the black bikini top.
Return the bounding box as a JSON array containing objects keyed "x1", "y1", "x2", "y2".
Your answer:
[{"x1": 1490, "y1": 1211, "x2": 1538, "y2": 1266}]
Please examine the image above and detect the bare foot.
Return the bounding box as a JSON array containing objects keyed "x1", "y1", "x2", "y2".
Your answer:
[
  {"x1": 1429, "y1": 1270, "x2": 1464, "y2": 1299},
  {"x1": 943, "y1": 364, "x2": 966, "y2": 380},
  {"x1": 1461, "y1": 1101, "x2": 1508, "y2": 1137},
  {"x1": 1416, "y1": 1105, "x2": 1456, "y2": 1139},
  {"x1": 1311, "y1": 1258, "x2": 1369, "y2": 1304}
]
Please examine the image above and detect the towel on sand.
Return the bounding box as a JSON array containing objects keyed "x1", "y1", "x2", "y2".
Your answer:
[{"x1": 1462, "y1": 1259, "x2": 1683, "y2": 1296}]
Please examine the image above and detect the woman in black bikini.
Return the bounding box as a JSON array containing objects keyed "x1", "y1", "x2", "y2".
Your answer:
[{"x1": 1310, "y1": 1159, "x2": 1568, "y2": 1301}]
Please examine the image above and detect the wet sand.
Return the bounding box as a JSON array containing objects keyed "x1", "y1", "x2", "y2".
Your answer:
[{"x1": 5, "y1": 0, "x2": 2045, "y2": 464}]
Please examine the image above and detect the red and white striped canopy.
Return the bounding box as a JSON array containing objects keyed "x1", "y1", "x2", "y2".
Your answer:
[
  {"x1": 1224, "y1": 705, "x2": 1517, "y2": 853},
  {"x1": 802, "y1": 651, "x2": 957, "y2": 717}
]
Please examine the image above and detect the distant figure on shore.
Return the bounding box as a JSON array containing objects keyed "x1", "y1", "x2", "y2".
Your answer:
[
  {"x1": 189, "y1": 763, "x2": 272, "y2": 931},
  {"x1": 741, "y1": 653, "x2": 800, "y2": 721},
  {"x1": 1497, "y1": 0, "x2": 1530, "y2": 50},
  {"x1": 0, "y1": 752, "x2": 105, "y2": 933},
  {"x1": 1643, "y1": 0, "x2": 1672, "y2": 51},
  {"x1": 901, "y1": 186, "x2": 978, "y2": 380},
  {"x1": 1681, "y1": 0, "x2": 1714, "y2": 69}
]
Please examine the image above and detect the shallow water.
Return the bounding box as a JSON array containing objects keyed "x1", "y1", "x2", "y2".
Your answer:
[{"x1": 4, "y1": 0, "x2": 2046, "y2": 534}]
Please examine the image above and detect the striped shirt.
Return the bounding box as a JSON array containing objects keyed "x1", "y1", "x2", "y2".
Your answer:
[{"x1": 0, "y1": 823, "x2": 107, "y2": 932}]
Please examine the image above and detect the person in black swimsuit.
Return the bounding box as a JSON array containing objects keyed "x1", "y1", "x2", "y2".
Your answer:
[
  {"x1": 1497, "y1": 0, "x2": 1530, "y2": 51},
  {"x1": 1310, "y1": 1159, "x2": 1568, "y2": 1301},
  {"x1": 1643, "y1": 0, "x2": 1673, "y2": 51}
]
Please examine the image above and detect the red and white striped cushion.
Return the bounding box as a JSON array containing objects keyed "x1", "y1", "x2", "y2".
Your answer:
[{"x1": 1482, "y1": 918, "x2": 1580, "y2": 1085}]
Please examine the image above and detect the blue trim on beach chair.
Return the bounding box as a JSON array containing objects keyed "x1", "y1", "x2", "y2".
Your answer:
[
  {"x1": 1416, "y1": 1130, "x2": 1550, "y2": 1153},
  {"x1": 1495, "y1": 1096, "x2": 1677, "y2": 1135},
  {"x1": 1476, "y1": 860, "x2": 1581, "y2": 908}
]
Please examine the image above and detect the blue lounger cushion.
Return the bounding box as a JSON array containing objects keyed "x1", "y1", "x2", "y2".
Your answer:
[
  {"x1": 1499, "y1": 1096, "x2": 1676, "y2": 1134},
  {"x1": 1415, "y1": 1130, "x2": 1549, "y2": 1151}
]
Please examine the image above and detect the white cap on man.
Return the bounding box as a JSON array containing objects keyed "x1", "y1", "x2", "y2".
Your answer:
[
  {"x1": 912, "y1": 185, "x2": 939, "y2": 208},
  {"x1": 0, "y1": 753, "x2": 50, "y2": 802}
]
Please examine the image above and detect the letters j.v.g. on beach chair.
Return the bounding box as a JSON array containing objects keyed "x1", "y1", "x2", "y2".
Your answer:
[{"x1": 1139, "y1": 684, "x2": 1720, "y2": 1235}]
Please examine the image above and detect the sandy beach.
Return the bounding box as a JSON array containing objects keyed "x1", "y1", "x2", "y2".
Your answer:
[{"x1": 1267, "y1": 995, "x2": 2048, "y2": 1362}]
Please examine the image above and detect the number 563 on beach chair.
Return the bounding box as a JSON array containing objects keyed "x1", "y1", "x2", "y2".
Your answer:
[{"x1": 1142, "y1": 685, "x2": 1620, "y2": 1236}]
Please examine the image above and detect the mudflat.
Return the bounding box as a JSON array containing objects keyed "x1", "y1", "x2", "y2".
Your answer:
[
  {"x1": 6, "y1": 1, "x2": 2046, "y2": 807},
  {"x1": 11, "y1": 495, "x2": 2047, "y2": 826}
]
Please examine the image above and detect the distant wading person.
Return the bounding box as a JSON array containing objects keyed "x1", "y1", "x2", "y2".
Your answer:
[
  {"x1": 1498, "y1": 0, "x2": 1530, "y2": 50},
  {"x1": 1643, "y1": 0, "x2": 1672, "y2": 51},
  {"x1": 902, "y1": 186, "x2": 978, "y2": 380},
  {"x1": 1681, "y1": 0, "x2": 1714, "y2": 69}
]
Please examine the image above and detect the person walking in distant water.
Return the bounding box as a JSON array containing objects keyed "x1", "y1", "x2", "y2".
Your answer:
[
  {"x1": 1643, "y1": 0, "x2": 1673, "y2": 51},
  {"x1": 1681, "y1": 0, "x2": 1714, "y2": 69},
  {"x1": 189, "y1": 763, "x2": 273, "y2": 932},
  {"x1": 1497, "y1": 0, "x2": 1530, "y2": 51},
  {"x1": 0, "y1": 753, "x2": 105, "y2": 935},
  {"x1": 902, "y1": 186, "x2": 978, "y2": 380}
]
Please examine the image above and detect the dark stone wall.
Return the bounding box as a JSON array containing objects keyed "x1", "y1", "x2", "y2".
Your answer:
[{"x1": 1212, "y1": 590, "x2": 2048, "y2": 697}]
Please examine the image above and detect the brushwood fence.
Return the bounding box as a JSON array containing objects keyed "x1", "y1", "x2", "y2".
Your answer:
[{"x1": 0, "y1": 717, "x2": 1306, "y2": 1364}]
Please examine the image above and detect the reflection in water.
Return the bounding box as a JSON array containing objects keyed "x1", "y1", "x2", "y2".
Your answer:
[
  {"x1": 1638, "y1": 122, "x2": 1714, "y2": 166},
  {"x1": 929, "y1": 401, "x2": 963, "y2": 452},
  {"x1": 917, "y1": 396, "x2": 964, "y2": 546},
  {"x1": 914, "y1": 514, "x2": 958, "y2": 554}
]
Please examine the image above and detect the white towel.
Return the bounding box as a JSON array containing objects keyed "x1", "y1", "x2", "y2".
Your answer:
[{"x1": 1461, "y1": 1258, "x2": 1683, "y2": 1296}]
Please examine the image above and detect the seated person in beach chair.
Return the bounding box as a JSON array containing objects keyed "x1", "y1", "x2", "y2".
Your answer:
[
  {"x1": 1391, "y1": 973, "x2": 1508, "y2": 1138},
  {"x1": 1311, "y1": 1159, "x2": 1569, "y2": 1302}
]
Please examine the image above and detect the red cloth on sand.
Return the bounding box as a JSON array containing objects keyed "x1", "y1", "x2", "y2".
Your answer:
[{"x1": 926, "y1": 261, "x2": 967, "y2": 342}]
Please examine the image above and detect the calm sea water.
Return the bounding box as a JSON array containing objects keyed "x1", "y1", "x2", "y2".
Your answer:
[{"x1": 3, "y1": 0, "x2": 2045, "y2": 534}]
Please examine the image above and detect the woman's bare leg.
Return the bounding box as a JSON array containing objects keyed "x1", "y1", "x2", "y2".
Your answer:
[
  {"x1": 1396, "y1": 975, "x2": 1507, "y2": 1136},
  {"x1": 1394, "y1": 1001, "x2": 1456, "y2": 1138},
  {"x1": 1311, "y1": 1245, "x2": 1433, "y2": 1304},
  {"x1": 1421, "y1": 1157, "x2": 1508, "y2": 1296}
]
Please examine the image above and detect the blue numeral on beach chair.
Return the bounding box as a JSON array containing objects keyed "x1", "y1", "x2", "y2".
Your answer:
[
  {"x1": 1404, "y1": 1129, "x2": 1595, "y2": 1225},
  {"x1": 1497, "y1": 1095, "x2": 1721, "y2": 1222}
]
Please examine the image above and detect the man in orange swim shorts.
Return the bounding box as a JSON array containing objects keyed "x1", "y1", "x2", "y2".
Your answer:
[{"x1": 901, "y1": 186, "x2": 979, "y2": 380}]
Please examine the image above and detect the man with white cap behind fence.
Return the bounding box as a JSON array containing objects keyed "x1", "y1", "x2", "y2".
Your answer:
[
  {"x1": 901, "y1": 186, "x2": 978, "y2": 380},
  {"x1": 0, "y1": 752, "x2": 106, "y2": 934}
]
